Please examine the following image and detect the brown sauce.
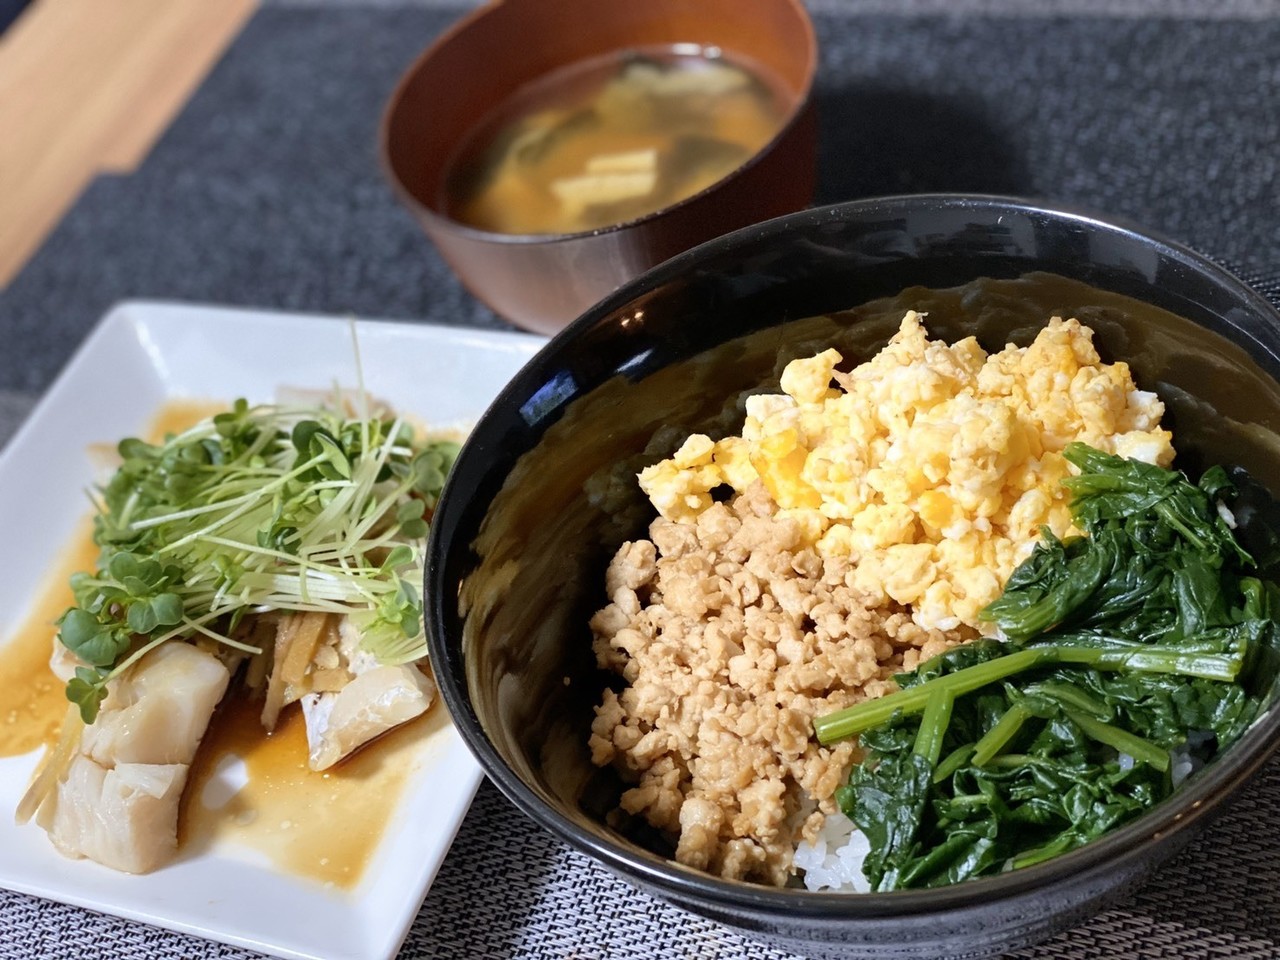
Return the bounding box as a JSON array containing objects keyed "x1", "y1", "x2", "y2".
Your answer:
[
  {"x1": 0, "y1": 518, "x2": 97, "y2": 758},
  {"x1": 4, "y1": 398, "x2": 441, "y2": 887},
  {"x1": 179, "y1": 690, "x2": 445, "y2": 889},
  {"x1": 0, "y1": 400, "x2": 225, "y2": 756},
  {"x1": 146, "y1": 398, "x2": 226, "y2": 441}
]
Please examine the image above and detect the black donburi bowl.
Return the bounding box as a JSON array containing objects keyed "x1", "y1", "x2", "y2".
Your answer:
[{"x1": 425, "y1": 195, "x2": 1280, "y2": 958}]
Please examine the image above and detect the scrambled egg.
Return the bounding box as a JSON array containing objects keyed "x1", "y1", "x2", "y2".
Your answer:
[{"x1": 638, "y1": 312, "x2": 1173, "y2": 632}]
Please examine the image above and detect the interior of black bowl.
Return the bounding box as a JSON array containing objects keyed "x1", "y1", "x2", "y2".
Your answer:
[{"x1": 427, "y1": 196, "x2": 1280, "y2": 914}]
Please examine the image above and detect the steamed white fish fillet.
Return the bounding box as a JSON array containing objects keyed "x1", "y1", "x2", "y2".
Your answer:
[
  {"x1": 299, "y1": 617, "x2": 435, "y2": 771},
  {"x1": 37, "y1": 757, "x2": 187, "y2": 874},
  {"x1": 301, "y1": 664, "x2": 435, "y2": 771},
  {"x1": 80, "y1": 642, "x2": 231, "y2": 766},
  {"x1": 36, "y1": 643, "x2": 230, "y2": 873},
  {"x1": 48, "y1": 639, "x2": 81, "y2": 683}
]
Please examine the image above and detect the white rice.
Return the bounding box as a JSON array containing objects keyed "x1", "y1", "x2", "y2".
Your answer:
[
  {"x1": 1170, "y1": 738, "x2": 1209, "y2": 787},
  {"x1": 793, "y1": 812, "x2": 873, "y2": 892},
  {"x1": 1123, "y1": 738, "x2": 1206, "y2": 786}
]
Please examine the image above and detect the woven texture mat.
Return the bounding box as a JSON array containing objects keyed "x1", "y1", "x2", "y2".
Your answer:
[{"x1": 2, "y1": 5, "x2": 1280, "y2": 959}]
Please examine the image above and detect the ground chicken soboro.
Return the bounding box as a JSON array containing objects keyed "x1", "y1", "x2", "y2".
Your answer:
[
  {"x1": 589, "y1": 313, "x2": 1174, "y2": 887},
  {"x1": 589, "y1": 484, "x2": 969, "y2": 886}
]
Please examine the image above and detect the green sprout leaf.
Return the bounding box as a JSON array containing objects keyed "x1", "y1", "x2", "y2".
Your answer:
[
  {"x1": 59, "y1": 395, "x2": 455, "y2": 721},
  {"x1": 59, "y1": 609, "x2": 130, "y2": 668},
  {"x1": 150, "y1": 592, "x2": 184, "y2": 626},
  {"x1": 127, "y1": 602, "x2": 158, "y2": 635},
  {"x1": 66, "y1": 675, "x2": 107, "y2": 724}
]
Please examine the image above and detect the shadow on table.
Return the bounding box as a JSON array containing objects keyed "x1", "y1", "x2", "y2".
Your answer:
[{"x1": 813, "y1": 85, "x2": 1029, "y2": 204}]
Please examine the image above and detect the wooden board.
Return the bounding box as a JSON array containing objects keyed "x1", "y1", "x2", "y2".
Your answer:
[{"x1": 0, "y1": 0, "x2": 259, "y2": 287}]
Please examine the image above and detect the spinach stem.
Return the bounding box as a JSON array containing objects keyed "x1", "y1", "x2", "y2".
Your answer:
[
  {"x1": 814, "y1": 642, "x2": 1245, "y2": 746},
  {"x1": 913, "y1": 689, "x2": 954, "y2": 767},
  {"x1": 933, "y1": 744, "x2": 976, "y2": 783},
  {"x1": 814, "y1": 649, "x2": 1048, "y2": 745},
  {"x1": 1010, "y1": 832, "x2": 1080, "y2": 870},
  {"x1": 971, "y1": 702, "x2": 1031, "y2": 767},
  {"x1": 1065, "y1": 709, "x2": 1170, "y2": 771},
  {"x1": 1023, "y1": 681, "x2": 1110, "y2": 718}
]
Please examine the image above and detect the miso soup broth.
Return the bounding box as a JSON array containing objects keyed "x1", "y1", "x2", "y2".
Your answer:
[{"x1": 442, "y1": 46, "x2": 793, "y2": 235}]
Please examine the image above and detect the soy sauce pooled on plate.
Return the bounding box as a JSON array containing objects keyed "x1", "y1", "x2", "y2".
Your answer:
[{"x1": 442, "y1": 46, "x2": 792, "y2": 235}]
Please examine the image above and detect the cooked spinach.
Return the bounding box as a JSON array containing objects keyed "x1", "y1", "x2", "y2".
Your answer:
[{"x1": 814, "y1": 442, "x2": 1280, "y2": 891}]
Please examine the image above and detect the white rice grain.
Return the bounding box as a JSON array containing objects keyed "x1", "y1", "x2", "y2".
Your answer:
[
  {"x1": 1170, "y1": 743, "x2": 1199, "y2": 787},
  {"x1": 793, "y1": 813, "x2": 873, "y2": 893}
]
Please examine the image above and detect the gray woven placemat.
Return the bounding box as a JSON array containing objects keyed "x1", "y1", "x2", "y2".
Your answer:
[
  {"x1": 3, "y1": 4, "x2": 1280, "y2": 959},
  {"x1": 6, "y1": 751, "x2": 1280, "y2": 960}
]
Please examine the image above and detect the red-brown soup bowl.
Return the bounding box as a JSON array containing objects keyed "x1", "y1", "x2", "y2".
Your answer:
[{"x1": 380, "y1": 0, "x2": 817, "y2": 335}]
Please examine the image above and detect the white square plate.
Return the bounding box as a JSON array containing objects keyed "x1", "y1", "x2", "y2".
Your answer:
[{"x1": 0, "y1": 302, "x2": 545, "y2": 960}]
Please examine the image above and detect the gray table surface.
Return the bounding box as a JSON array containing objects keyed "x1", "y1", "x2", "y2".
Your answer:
[{"x1": 3, "y1": 2, "x2": 1280, "y2": 958}]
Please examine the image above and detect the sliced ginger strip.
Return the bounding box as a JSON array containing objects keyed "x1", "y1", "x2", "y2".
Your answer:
[{"x1": 261, "y1": 612, "x2": 329, "y2": 730}]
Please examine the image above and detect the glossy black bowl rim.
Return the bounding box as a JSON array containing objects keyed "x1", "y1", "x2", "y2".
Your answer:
[{"x1": 427, "y1": 193, "x2": 1280, "y2": 918}]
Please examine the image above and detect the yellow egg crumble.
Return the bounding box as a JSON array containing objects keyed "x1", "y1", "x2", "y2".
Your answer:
[{"x1": 638, "y1": 312, "x2": 1174, "y2": 633}]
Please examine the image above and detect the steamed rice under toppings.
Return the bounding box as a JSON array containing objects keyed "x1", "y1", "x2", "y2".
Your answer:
[
  {"x1": 588, "y1": 314, "x2": 1175, "y2": 888},
  {"x1": 793, "y1": 812, "x2": 873, "y2": 893}
]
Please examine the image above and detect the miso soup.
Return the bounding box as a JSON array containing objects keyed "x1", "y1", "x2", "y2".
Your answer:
[{"x1": 442, "y1": 46, "x2": 792, "y2": 236}]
